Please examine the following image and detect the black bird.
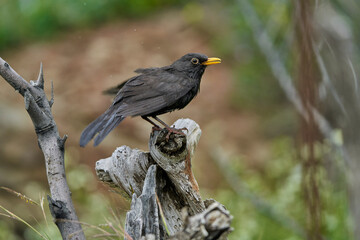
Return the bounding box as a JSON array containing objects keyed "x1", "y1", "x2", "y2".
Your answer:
[{"x1": 80, "y1": 53, "x2": 221, "y2": 147}]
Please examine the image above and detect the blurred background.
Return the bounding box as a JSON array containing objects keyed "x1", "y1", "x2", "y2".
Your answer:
[{"x1": 0, "y1": 0, "x2": 359, "y2": 239}]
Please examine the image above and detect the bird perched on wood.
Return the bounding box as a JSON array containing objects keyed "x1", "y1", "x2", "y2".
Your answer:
[{"x1": 80, "y1": 53, "x2": 221, "y2": 147}]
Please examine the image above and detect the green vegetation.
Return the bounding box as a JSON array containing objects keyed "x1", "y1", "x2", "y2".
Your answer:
[
  {"x1": 0, "y1": 150, "x2": 129, "y2": 239},
  {"x1": 0, "y1": 0, "x2": 189, "y2": 51},
  {"x1": 211, "y1": 137, "x2": 350, "y2": 240}
]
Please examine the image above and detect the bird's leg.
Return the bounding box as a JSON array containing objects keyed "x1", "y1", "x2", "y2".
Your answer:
[
  {"x1": 152, "y1": 116, "x2": 188, "y2": 140},
  {"x1": 142, "y1": 116, "x2": 162, "y2": 132}
]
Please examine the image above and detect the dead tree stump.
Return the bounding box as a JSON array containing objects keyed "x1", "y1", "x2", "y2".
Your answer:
[{"x1": 95, "y1": 119, "x2": 232, "y2": 239}]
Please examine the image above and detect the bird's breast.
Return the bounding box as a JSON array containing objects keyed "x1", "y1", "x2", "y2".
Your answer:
[{"x1": 148, "y1": 81, "x2": 200, "y2": 116}]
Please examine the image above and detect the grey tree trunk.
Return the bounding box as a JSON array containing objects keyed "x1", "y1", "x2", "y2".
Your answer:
[
  {"x1": 96, "y1": 119, "x2": 232, "y2": 239},
  {"x1": 0, "y1": 58, "x2": 85, "y2": 240}
]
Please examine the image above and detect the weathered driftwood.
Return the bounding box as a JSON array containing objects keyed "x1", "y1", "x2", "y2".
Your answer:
[
  {"x1": 123, "y1": 164, "x2": 232, "y2": 240},
  {"x1": 149, "y1": 119, "x2": 204, "y2": 215},
  {"x1": 96, "y1": 119, "x2": 232, "y2": 239},
  {"x1": 125, "y1": 165, "x2": 161, "y2": 240},
  {"x1": 0, "y1": 58, "x2": 85, "y2": 239},
  {"x1": 169, "y1": 201, "x2": 232, "y2": 240}
]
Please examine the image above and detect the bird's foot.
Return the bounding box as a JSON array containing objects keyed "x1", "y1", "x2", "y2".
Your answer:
[
  {"x1": 165, "y1": 127, "x2": 188, "y2": 141},
  {"x1": 152, "y1": 125, "x2": 162, "y2": 133}
]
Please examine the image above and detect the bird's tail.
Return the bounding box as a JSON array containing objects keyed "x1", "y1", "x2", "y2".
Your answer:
[{"x1": 80, "y1": 108, "x2": 125, "y2": 147}]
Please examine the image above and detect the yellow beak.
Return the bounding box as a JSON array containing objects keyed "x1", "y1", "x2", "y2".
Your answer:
[{"x1": 202, "y1": 57, "x2": 221, "y2": 65}]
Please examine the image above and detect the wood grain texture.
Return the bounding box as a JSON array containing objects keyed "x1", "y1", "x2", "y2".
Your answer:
[{"x1": 96, "y1": 119, "x2": 232, "y2": 239}]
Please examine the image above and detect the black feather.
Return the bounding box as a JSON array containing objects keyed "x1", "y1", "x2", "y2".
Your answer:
[
  {"x1": 80, "y1": 107, "x2": 125, "y2": 147},
  {"x1": 93, "y1": 114, "x2": 125, "y2": 146},
  {"x1": 102, "y1": 81, "x2": 127, "y2": 95},
  {"x1": 80, "y1": 53, "x2": 219, "y2": 147}
]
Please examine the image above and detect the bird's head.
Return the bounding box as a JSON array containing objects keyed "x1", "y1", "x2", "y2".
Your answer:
[{"x1": 171, "y1": 53, "x2": 221, "y2": 79}]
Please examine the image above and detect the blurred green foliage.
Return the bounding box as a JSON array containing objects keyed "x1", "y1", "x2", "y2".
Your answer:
[
  {"x1": 212, "y1": 137, "x2": 351, "y2": 240},
  {"x1": 0, "y1": 0, "x2": 189, "y2": 51},
  {"x1": 219, "y1": 0, "x2": 293, "y2": 113},
  {"x1": 0, "y1": 221, "x2": 17, "y2": 240}
]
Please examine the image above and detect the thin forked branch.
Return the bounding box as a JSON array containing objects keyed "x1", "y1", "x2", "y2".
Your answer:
[{"x1": 0, "y1": 58, "x2": 85, "y2": 240}]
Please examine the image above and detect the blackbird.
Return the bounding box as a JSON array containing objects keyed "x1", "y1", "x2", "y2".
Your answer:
[{"x1": 80, "y1": 53, "x2": 221, "y2": 147}]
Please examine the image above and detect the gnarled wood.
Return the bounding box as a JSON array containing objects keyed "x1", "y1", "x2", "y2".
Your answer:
[
  {"x1": 125, "y1": 165, "x2": 161, "y2": 240},
  {"x1": 96, "y1": 119, "x2": 232, "y2": 239},
  {"x1": 169, "y1": 201, "x2": 232, "y2": 240},
  {"x1": 149, "y1": 119, "x2": 204, "y2": 215},
  {"x1": 0, "y1": 58, "x2": 85, "y2": 240}
]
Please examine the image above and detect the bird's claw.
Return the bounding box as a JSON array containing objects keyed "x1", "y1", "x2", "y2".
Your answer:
[
  {"x1": 152, "y1": 125, "x2": 162, "y2": 133},
  {"x1": 165, "y1": 127, "x2": 187, "y2": 141}
]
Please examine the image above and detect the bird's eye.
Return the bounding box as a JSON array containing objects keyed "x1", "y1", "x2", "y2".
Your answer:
[{"x1": 191, "y1": 58, "x2": 199, "y2": 64}]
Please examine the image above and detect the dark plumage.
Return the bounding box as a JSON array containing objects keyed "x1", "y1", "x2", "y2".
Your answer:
[{"x1": 80, "y1": 53, "x2": 221, "y2": 147}]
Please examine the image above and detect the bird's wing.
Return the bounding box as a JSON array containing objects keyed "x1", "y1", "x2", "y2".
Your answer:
[
  {"x1": 112, "y1": 70, "x2": 194, "y2": 117},
  {"x1": 102, "y1": 80, "x2": 128, "y2": 95},
  {"x1": 134, "y1": 67, "x2": 159, "y2": 74},
  {"x1": 103, "y1": 67, "x2": 160, "y2": 95},
  {"x1": 102, "y1": 67, "x2": 165, "y2": 96}
]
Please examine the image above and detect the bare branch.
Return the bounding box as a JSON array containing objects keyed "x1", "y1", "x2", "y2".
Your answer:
[
  {"x1": 0, "y1": 58, "x2": 33, "y2": 96},
  {"x1": 313, "y1": 42, "x2": 347, "y2": 116},
  {"x1": 0, "y1": 57, "x2": 85, "y2": 240},
  {"x1": 347, "y1": 57, "x2": 359, "y2": 100},
  {"x1": 49, "y1": 80, "x2": 54, "y2": 107},
  {"x1": 35, "y1": 62, "x2": 44, "y2": 89}
]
